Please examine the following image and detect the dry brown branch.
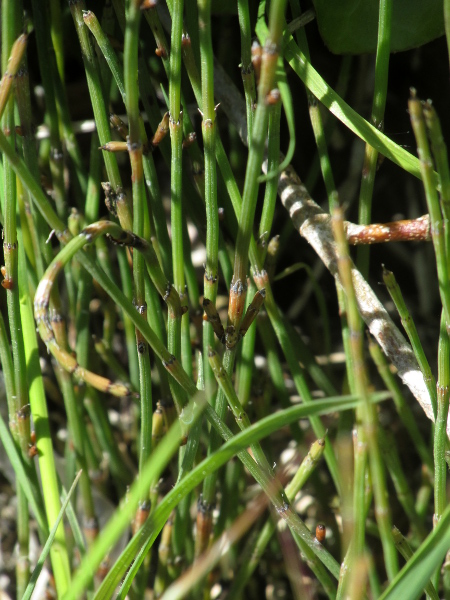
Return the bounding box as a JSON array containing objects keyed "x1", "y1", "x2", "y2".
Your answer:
[{"x1": 347, "y1": 215, "x2": 430, "y2": 245}]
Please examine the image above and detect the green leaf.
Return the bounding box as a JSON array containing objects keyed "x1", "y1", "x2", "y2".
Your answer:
[
  {"x1": 312, "y1": 0, "x2": 444, "y2": 54},
  {"x1": 22, "y1": 472, "x2": 82, "y2": 600},
  {"x1": 379, "y1": 501, "x2": 450, "y2": 600}
]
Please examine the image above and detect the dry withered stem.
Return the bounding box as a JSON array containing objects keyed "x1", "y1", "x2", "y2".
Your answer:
[
  {"x1": 276, "y1": 164, "x2": 437, "y2": 430},
  {"x1": 347, "y1": 214, "x2": 430, "y2": 245}
]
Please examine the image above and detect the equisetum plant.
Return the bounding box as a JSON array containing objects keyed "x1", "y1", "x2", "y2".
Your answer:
[{"x1": 1, "y1": 0, "x2": 450, "y2": 599}]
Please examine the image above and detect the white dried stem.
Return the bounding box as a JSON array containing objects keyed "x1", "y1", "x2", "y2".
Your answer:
[{"x1": 276, "y1": 164, "x2": 439, "y2": 429}]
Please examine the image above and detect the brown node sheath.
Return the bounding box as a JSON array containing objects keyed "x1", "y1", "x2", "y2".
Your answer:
[
  {"x1": 253, "y1": 268, "x2": 269, "y2": 290},
  {"x1": 28, "y1": 444, "x2": 38, "y2": 458},
  {"x1": 1, "y1": 277, "x2": 13, "y2": 290},
  {"x1": 266, "y1": 88, "x2": 281, "y2": 106},
  {"x1": 227, "y1": 278, "x2": 247, "y2": 326},
  {"x1": 224, "y1": 324, "x2": 239, "y2": 349},
  {"x1": 96, "y1": 558, "x2": 110, "y2": 581},
  {"x1": 99, "y1": 141, "x2": 128, "y2": 153},
  {"x1": 109, "y1": 113, "x2": 129, "y2": 140},
  {"x1": 133, "y1": 501, "x2": 151, "y2": 534},
  {"x1": 101, "y1": 182, "x2": 117, "y2": 217},
  {"x1": 162, "y1": 354, "x2": 177, "y2": 369},
  {"x1": 128, "y1": 140, "x2": 144, "y2": 182},
  {"x1": 251, "y1": 40, "x2": 262, "y2": 84},
  {"x1": 239, "y1": 289, "x2": 266, "y2": 337},
  {"x1": 0, "y1": 34, "x2": 28, "y2": 114},
  {"x1": 158, "y1": 514, "x2": 174, "y2": 565},
  {"x1": 195, "y1": 495, "x2": 214, "y2": 557},
  {"x1": 50, "y1": 311, "x2": 68, "y2": 349},
  {"x1": 152, "y1": 404, "x2": 165, "y2": 447},
  {"x1": 83, "y1": 517, "x2": 99, "y2": 546},
  {"x1": 155, "y1": 46, "x2": 167, "y2": 58},
  {"x1": 265, "y1": 235, "x2": 280, "y2": 279},
  {"x1": 140, "y1": 0, "x2": 158, "y2": 10},
  {"x1": 151, "y1": 112, "x2": 170, "y2": 148},
  {"x1": 182, "y1": 131, "x2": 196, "y2": 149},
  {"x1": 17, "y1": 404, "x2": 31, "y2": 420},
  {"x1": 202, "y1": 298, "x2": 225, "y2": 343},
  {"x1": 162, "y1": 283, "x2": 182, "y2": 318},
  {"x1": 159, "y1": 396, "x2": 177, "y2": 430}
]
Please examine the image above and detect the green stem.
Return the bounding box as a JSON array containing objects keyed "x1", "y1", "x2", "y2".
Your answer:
[
  {"x1": 208, "y1": 347, "x2": 272, "y2": 474},
  {"x1": 9, "y1": 23, "x2": 71, "y2": 596},
  {"x1": 15, "y1": 59, "x2": 50, "y2": 276},
  {"x1": 382, "y1": 266, "x2": 437, "y2": 418},
  {"x1": 1, "y1": 12, "x2": 34, "y2": 594},
  {"x1": 254, "y1": 270, "x2": 342, "y2": 494},
  {"x1": 30, "y1": 0, "x2": 68, "y2": 229},
  {"x1": 2, "y1": 0, "x2": 28, "y2": 455},
  {"x1": 435, "y1": 313, "x2": 449, "y2": 524},
  {"x1": 379, "y1": 429, "x2": 427, "y2": 541},
  {"x1": 237, "y1": 0, "x2": 256, "y2": 144},
  {"x1": 409, "y1": 91, "x2": 450, "y2": 333},
  {"x1": 368, "y1": 335, "x2": 434, "y2": 472},
  {"x1": 199, "y1": 348, "x2": 236, "y2": 553},
  {"x1": 235, "y1": 287, "x2": 257, "y2": 409},
  {"x1": 392, "y1": 527, "x2": 440, "y2": 600},
  {"x1": 356, "y1": 0, "x2": 393, "y2": 276},
  {"x1": 231, "y1": 0, "x2": 288, "y2": 333},
  {"x1": 333, "y1": 208, "x2": 398, "y2": 586},
  {"x1": 49, "y1": 0, "x2": 64, "y2": 80},
  {"x1": 70, "y1": 0, "x2": 127, "y2": 214},
  {"x1": 199, "y1": 0, "x2": 219, "y2": 406},
  {"x1": 124, "y1": 0, "x2": 153, "y2": 507},
  {"x1": 423, "y1": 100, "x2": 450, "y2": 272},
  {"x1": 0, "y1": 34, "x2": 28, "y2": 120},
  {"x1": 83, "y1": 9, "x2": 125, "y2": 98},
  {"x1": 167, "y1": 0, "x2": 188, "y2": 429}
]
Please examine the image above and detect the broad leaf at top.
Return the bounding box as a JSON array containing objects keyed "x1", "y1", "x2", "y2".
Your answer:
[{"x1": 312, "y1": 0, "x2": 444, "y2": 54}]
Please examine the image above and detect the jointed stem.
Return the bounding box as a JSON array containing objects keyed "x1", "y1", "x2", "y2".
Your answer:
[
  {"x1": 356, "y1": 0, "x2": 393, "y2": 277},
  {"x1": 231, "y1": 0, "x2": 288, "y2": 332},
  {"x1": 409, "y1": 92, "x2": 450, "y2": 333},
  {"x1": 333, "y1": 208, "x2": 398, "y2": 586},
  {"x1": 124, "y1": 0, "x2": 153, "y2": 508}
]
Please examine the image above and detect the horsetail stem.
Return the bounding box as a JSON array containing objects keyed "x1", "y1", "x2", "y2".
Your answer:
[
  {"x1": 208, "y1": 346, "x2": 272, "y2": 474},
  {"x1": 0, "y1": 33, "x2": 27, "y2": 120},
  {"x1": 382, "y1": 266, "x2": 437, "y2": 417},
  {"x1": 333, "y1": 207, "x2": 398, "y2": 583},
  {"x1": 409, "y1": 90, "x2": 450, "y2": 334},
  {"x1": 356, "y1": 0, "x2": 393, "y2": 277}
]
